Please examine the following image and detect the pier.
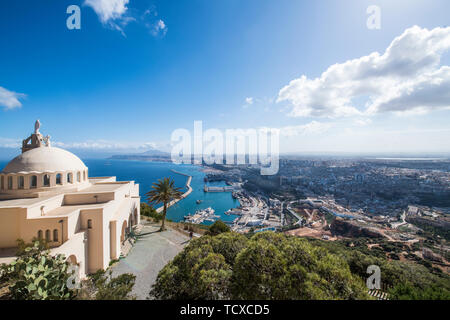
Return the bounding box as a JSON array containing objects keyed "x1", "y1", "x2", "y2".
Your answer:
[
  {"x1": 204, "y1": 185, "x2": 235, "y2": 192},
  {"x1": 184, "y1": 207, "x2": 219, "y2": 224},
  {"x1": 156, "y1": 170, "x2": 193, "y2": 213}
]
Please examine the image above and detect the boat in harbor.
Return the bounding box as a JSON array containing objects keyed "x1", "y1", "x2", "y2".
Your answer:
[
  {"x1": 196, "y1": 200, "x2": 202, "y2": 204},
  {"x1": 225, "y1": 208, "x2": 243, "y2": 216},
  {"x1": 225, "y1": 208, "x2": 236, "y2": 215},
  {"x1": 184, "y1": 207, "x2": 219, "y2": 224}
]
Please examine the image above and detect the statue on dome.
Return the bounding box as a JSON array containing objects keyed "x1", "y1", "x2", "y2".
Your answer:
[
  {"x1": 35, "y1": 119, "x2": 41, "y2": 134},
  {"x1": 22, "y1": 120, "x2": 47, "y2": 153},
  {"x1": 44, "y1": 135, "x2": 51, "y2": 147}
]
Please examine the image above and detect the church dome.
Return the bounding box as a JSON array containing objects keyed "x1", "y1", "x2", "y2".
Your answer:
[{"x1": 2, "y1": 147, "x2": 88, "y2": 174}]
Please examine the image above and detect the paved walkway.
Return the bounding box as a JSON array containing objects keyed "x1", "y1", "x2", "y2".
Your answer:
[{"x1": 111, "y1": 223, "x2": 190, "y2": 300}]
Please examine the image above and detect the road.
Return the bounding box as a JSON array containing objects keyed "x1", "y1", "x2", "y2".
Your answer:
[
  {"x1": 111, "y1": 223, "x2": 190, "y2": 300},
  {"x1": 286, "y1": 201, "x2": 303, "y2": 225}
]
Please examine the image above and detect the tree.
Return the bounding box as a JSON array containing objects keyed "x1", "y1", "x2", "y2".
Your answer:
[
  {"x1": 1, "y1": 240, "x2": 75, "y2": 300},
  {"x1": 306, "y1": 237, "x2": 450, "y2": 296},
  {"x1": 140, "y1": 202, "x2": 163, "y2": 222},
  {"x1": 389, "y1": 282, "x2": 450, "y2": 300},
  {"x1": 231, "y1": 232, "x2": 368, "y2": 300},
  {"x1": 206, "y1": 220, "x2": 230, "y2": 236},
  {"x1": 150, "y1": 234, "x2": 240, "y2": 299},
  {"x1": 150, "y1": 232, "x2": 369, "y2": 300},
  {"x1": 145, "y1": 178, "x2": 183, "y2": 231},
  {"x1": 83, "y1": 270, "x2": 136, "y2": 300}
]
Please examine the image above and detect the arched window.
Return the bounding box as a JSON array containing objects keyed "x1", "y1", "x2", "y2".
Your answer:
[
  {"x1": 1, "y1": 176, "x2": 4, "y2": 190},
  {"x1": 67, "y1": 255, "x2": 77, "y2": 266},
  {"x1": 37, "y1": 230, "x2": 43, "y2": 240},
  {"x1": 45, "y1": 229, "x2": 51, "y2": 242},
  {"x1": 43, "y1": 174, "x2": 50, "y2": 187},
  {"x1": 77, "y1": 172, "x2": 81, "y2": 182},
  {"x1": 56, "y1": 173, "x2": 62, "y2": 185},
  {"x1": 87, "y1": 219, "x2": 93, "y2": 229},
  {"x1": 30, "y1": 175, "x2": 37, "y2": 188},
  {"x1": 83, "y1": 171, "x2": 86, "y2": 181},
  {"x1": 67, "y1": 173, "x2": 73, "y2": 184},
  {"x1": 18, "y1": 176, "x2": 25, "y2": 189},
  {"x1": 7, "y1": 176, "x2": 13, "y2": 190},
  {"x1": 53, "y1": 229, "x2": 59, "y2": 242}
]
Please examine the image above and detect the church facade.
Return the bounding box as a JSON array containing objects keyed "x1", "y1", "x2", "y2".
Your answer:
[{"x1": 0, "y1": 122, "x2": 140, "y2": 278}]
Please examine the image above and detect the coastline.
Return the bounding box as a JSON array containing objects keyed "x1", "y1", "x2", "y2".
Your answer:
[{"x1": 156, "y1": 169, "x2": 193, "y2": 213}]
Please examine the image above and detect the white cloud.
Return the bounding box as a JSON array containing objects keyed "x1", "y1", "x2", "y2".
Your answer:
[
  {"x1": 84, "y1": 0, "x2": 134, "y2": 35},
  {"x1": 277, "y1": 26, "x2": 450, "y2": 118},
  {"x1": 0, "y1": 137, "x2": 20, "y2": 148},
  {"x1": 367, "y1": 66, "x2": 450, "y2": 115},
  {"x1": 84, "y1": 0, "x2": 129, "y2": 23},
  {"x1": 141, "y1": 142, "x2": 158, "y2": 149},
  {"x1": 151, "y1": 19, "x2": 167, "y2": 37},
  {"x1": 260, "y1": 121, "x2": 332, "y2": 137},
  {"x1": 353, "y1": 118, "x2": 372, "y2": 127},
  {"x1": 242, "y1": 97, "x2": 254, "y2": 108},
  {"x1": 280, "y1": 121, "x2": 332, "y2": 137},
  {"x1": 242, "y1": 96, "x2": 276, "y2": 110},
  {"x1": 53, "y1": 139, "x2": 160, "y2": 151},
  {"x1": 84, "y1": 1, "x2": 167, "y2": 37},
  {"x1": 0, "y1": 137, "x2": 162, "y2": 153},
  {"x1": 0, "y1": 86, "x2": 25, "y2": 110}
]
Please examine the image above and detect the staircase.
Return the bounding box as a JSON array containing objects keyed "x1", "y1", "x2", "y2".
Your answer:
[{"x1": 368, "y1": 289, "x2": 389, "y2": 300}]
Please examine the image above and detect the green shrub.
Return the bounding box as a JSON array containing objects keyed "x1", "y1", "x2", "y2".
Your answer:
[
  {"x1": 150, "y1": 232, "x2": 369, "y2": 300},
  {"x1": 88, "y1": 270, "x2": 136, "y2": 300},
  {"x1": 1, "y1": 241, "x2": 75, "y2": 300},
  {"x1": 206, "y1": 220, "x2": 230, "y2": 236},
  {"x1": 140, "y1": 202, "x2": 163, "y2": 222},
  {"x1": 389, "y1": 282, "x2": 450, "y2": 300}
]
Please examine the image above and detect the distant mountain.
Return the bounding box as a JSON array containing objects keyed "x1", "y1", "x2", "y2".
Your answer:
[
  {"x1": 140, "y1": 148, "x2": 170, "y2": 157},
  {"x1": 109, "y1": 148, "x2": 171, "y2": 161}
]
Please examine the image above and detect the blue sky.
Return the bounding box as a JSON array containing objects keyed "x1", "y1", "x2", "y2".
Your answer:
[{"x1": 1, "y1": 0, "x2": 450, "y2": 159}]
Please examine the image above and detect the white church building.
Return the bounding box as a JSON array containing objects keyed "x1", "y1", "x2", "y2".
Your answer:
[{"x1": 0, "y1": 121, "x2": 140, "y2": 278}]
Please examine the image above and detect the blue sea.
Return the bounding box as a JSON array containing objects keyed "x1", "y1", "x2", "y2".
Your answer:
[{"x1": 0, "y1": 159, "x2": 240, "y2": 225}]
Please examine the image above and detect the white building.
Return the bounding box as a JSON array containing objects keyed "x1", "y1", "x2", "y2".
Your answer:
[{"x1": 0, "y1": 121, "x2": 140, "y2": 278}]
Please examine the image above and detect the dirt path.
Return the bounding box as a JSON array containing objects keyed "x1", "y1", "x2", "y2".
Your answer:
[{"x1": 111, "y1": 224, "x2": 190, "y2": 299}]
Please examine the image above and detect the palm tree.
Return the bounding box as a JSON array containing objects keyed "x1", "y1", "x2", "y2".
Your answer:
[{"x1": 145, "y1": 177, "x2": 183, "y2": 231}]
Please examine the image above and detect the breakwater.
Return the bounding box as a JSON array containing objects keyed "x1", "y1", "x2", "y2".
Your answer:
[{"x1": 156, "y1": 169, "x2": 193, "y2": 213}]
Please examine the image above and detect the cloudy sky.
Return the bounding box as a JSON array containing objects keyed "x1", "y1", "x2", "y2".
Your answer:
[{"x1": 0, "y1": 0, "x2": 449, "y2": 158}]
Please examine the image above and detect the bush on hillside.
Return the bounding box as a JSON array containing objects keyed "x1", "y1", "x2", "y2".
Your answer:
[
  {"x1": 206, "y1": 220, "x2": 230, "y2": 236},
  {"x1": 150, "y1": 232, "x2": 369, "y2": 300},
  {"x1": 140, "y1": 202, "x2": 163, "y2": 222},
  {"x1": 0, "y1": 241, "x2": 75, "y2": 300}
]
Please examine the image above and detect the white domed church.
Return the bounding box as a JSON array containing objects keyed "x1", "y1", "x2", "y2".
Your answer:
[{"x1": 0, "y1": 121, "x2": 140, "y2": 278}]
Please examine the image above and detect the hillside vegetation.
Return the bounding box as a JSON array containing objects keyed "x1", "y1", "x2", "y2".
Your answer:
[
  {"x1": 150, "y1": 232, "x2": 370, "y2": 300},
  {"x1": 150, "y1": 231, "x2": 450, "y2": 300}
]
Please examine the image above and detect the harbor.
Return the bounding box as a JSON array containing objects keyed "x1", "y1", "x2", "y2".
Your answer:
[
  {"x1": 225, "y1": 191, "x2": 283, "y2": 233},
  {"x1": 204, "y1": 185, "x2": 235, "y2": 192},
  {"x1": 184, "y1": 207, "x2": 220, "y2": 224}
]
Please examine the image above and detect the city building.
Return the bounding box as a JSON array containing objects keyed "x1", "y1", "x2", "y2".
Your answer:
[{"x1": 0, "y1": 121, "x2": 140, "y2": 278}]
